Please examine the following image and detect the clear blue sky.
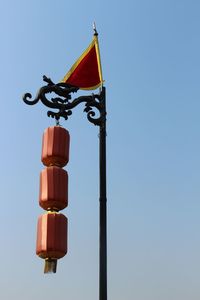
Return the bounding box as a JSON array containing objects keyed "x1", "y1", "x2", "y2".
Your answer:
[{"x1": 0, "y1": 0, "x2": 200, "y2": 299}]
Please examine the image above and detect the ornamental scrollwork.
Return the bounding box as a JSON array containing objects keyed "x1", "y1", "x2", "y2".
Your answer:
[{"x1": 23, "y1": 75, "x2": 106, "y2": 126}]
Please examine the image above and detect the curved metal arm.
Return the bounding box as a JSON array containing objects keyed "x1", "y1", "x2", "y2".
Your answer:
[{"x1": 22, "y1": 75, "x2": 106, "y2": 126}]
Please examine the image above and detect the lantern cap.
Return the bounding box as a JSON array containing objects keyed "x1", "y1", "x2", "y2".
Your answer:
[{"x1": 44, "y1": 258, "x2": 57, "y2": 274}]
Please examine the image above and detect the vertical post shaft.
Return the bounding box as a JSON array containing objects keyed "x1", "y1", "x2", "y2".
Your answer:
[{"x1": 99, "y1": 87, "x2": 107, "y2": 300}]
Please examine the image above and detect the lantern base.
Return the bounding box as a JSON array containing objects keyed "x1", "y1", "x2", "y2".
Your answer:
[{"x1": 44, "y1": 258, "x2": 57, "y2": 274}]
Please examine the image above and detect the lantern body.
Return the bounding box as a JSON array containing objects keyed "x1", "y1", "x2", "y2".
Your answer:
[
  {"x1": 41, "y1": 126, "x2": 70, "y2": 167},
  {"x1": 39, "y1": 166, "x2": 68, "y2": 211},
  {"x1": 36, "y1": 212, "x2": 67, "y2": 259}
]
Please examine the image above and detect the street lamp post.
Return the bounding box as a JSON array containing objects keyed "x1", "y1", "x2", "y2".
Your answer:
[{"x1": 23, "y1": 77, "x2": 107, "y2": 300}]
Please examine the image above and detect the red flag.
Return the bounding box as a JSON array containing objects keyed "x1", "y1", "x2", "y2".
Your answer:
[{"x1": 62, "y1": 35, "x2": 103, "y2": 90}]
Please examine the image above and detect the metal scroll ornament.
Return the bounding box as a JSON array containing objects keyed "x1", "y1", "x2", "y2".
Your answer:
[{"x1": 23, "y1": 75, "x2": 106, "y2": 126}]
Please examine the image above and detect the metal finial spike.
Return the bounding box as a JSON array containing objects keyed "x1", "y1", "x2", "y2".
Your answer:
[{"x1": 93, "y1": 22, "x2": 98, "y2": 36}]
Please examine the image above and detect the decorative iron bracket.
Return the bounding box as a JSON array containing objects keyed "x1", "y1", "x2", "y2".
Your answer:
[{"x1": 23, "y1": 75, "x2": 106, "y2": 127}]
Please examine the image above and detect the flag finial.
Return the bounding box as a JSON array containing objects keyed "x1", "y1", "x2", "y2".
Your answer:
[{"x1": 93, "y1": 22, "x2": 98, "y2": 36}]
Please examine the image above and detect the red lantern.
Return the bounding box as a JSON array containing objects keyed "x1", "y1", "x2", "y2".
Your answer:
[
  {"x1": 36, "y1": 212, "x2": 68, "y2": 273},
  {"x1": 39, "y1": 166, "x2": 68, "y2": 211},
  {"x1": 37, "y1": 125, "x2": 70, "y2": 273},
  {"x1": 41, "y1": 126, "x2": 70, "y2": 167}
]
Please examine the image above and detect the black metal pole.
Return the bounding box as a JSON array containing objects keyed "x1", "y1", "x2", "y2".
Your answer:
[{"x1": 99, "y1": 86, "x2": 107, "y2": 300}]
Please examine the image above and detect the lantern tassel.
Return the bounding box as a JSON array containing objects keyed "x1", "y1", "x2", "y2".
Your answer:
[{"x1": 44, "y1": 258, "x2": 57, "y2": 274}]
